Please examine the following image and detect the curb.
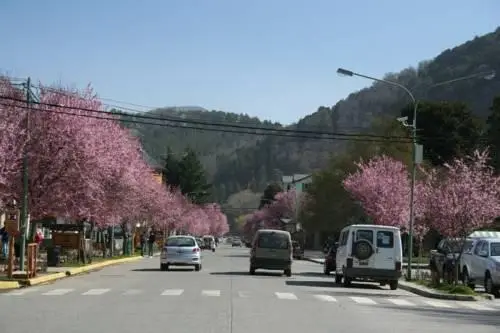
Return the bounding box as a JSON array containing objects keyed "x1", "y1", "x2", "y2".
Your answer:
[
  {"x1": 304, "y1": 257, "x2": 324, "y2": 265},
  {"x1": 22, "y1": 256, "x2": 143, "y2": 287},
  {"x1": 0, "y1": 280, "x2": 21, "y2": 290},
  {"x1": 304, "y1": 257, "x2": 429, "y2": 269},
  {"x1": 398, "y1": 281, "x2": 486, "y2": 301}
]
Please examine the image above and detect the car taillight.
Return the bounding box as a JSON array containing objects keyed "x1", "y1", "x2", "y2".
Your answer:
[
  {"x1": 395, "y1": 261, "x2": 402, "y2": 271},
  {"x1": 193, "y1": 248, "x2": 200, "y2": 253}
]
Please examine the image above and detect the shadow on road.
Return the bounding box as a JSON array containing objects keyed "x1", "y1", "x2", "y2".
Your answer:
[
  {"x1": 131, "y1": 268, "x2": 195, "y2": 272},
  {"x1": 211, "y1": 271, "x2": 283, "y2": 277},
  {"x1": 293, "y1": 272, "x2": 326, "y2": 278},
  {"x1": 224, "y1": 254, "x2": 249, "y2": 258},
  {"x1": 395, "y1": 305, "x2": 500, "y2": 326},
  {"x1": 286, "y1": 280, "x2": 382, "y2": 290}
]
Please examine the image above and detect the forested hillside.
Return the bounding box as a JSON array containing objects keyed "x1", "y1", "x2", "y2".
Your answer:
[{"x1": 121, "y1": 27, "x2": 500, "y2": 205}]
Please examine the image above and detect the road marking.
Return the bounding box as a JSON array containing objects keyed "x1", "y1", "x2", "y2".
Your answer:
[
  {"x1": 458, "y1": 302, "x2": 495, "y2": 311},
  {"x1": 161, "y1": 289, "x2": 184, "y2": 296},
  {"x1": 424, "y1": 300, "x2": 455, "y2": 308},
  {"x1": 387, "y1": 299, "x2": 416, "y2": 306},
  {"x1": 81, "y1": 289, "x2": 110, "y2": 296},
  {"x1": 42, "y1": 288, "x2": 74, "y2": 296},
  {"x1": 350, "y1": 296, "x2": 377, "y2": 305},
  {"x1": 313, "y1": 294, "x2": 337, "y2": 302},
  {"x1": 5, "y1": 288, "x2": 40, "y2": 296},
  {"x1": 202, "y1": 290, "x2": 221, "y2": 297},
  {"x1": 275, "y1": 292, "x2": 298, "y2": 300},
  {"x1": 122, "y1": 289, "x2": 142, "y2": 295},
  {"x1": 238, "y1": 291, "x2": 251, "y2": 298}
]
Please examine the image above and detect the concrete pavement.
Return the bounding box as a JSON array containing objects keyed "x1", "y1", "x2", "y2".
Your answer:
[{"x1": 1, "y1": 245, "x2": 499, "y2": 333}]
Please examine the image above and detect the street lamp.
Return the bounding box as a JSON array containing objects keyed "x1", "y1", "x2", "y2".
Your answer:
[{"x1": 337, "y1": 67, "x2": 496, "y2": 279}]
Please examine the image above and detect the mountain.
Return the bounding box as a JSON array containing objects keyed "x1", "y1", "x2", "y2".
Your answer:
[{"x1": 122, "y1": 27, "x2": 500, "y2": 204}]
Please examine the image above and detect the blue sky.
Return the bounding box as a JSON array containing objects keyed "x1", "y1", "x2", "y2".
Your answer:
[{"x1": 1, "y1": 0, "x2": 498, "y2": 124}]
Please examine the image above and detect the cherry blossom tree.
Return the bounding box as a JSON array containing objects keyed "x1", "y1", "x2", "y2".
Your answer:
[
  {"x1": 425, "y1": 150, "x2": 500, "y2": 239},
  {"x1": 0, "y1": 78, "x2": 26, "y2": 206}
]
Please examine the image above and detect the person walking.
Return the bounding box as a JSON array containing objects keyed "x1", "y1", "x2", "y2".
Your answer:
[
  {"x1": 140, "y1": 231, "x2": 147, "y2": 257},
  {"x1": 147, "y1": 231, "x2": 156, "y2": 258},
  {"x1": 0, "y1": 226, "x2": 8, "y2": 259}
]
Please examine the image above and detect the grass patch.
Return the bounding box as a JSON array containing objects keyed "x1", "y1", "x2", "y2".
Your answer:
[
  {"x1": 414, "y1": 280, "x2": 476, "y2": 295},
  {"x1": 403, "y1": 256, "x2": 429, "y2": 264}
]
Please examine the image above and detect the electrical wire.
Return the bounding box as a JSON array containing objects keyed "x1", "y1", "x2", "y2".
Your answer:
[{"x1": 0, "y1": 101, "x2": 414, "y2": 144}]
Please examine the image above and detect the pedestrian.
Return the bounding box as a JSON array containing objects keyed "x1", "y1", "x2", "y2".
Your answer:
[
  {"x1": 148, "y1": 231, "x2": 156, "y2": 258},
  {"x1": 140, "y1": 231, "x2": 147, "y2": 257},
  {"x1": 0, "y1": 226, "x2": 8, "y2": 259}
]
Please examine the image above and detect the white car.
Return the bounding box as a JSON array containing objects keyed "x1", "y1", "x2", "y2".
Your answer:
[{"x1": 160, "y1": 235, "x2": 202, "y2": 271}]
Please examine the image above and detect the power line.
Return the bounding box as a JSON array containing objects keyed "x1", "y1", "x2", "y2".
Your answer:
[
  {"x1": 0, "y1": 101, "x2": 415, "y2": 144},
  {"x1": 0, "y1": 94, "x2": 411, "y2": 141}
]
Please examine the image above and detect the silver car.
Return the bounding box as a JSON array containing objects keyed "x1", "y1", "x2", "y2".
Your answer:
[{"x1": 160, "y1": 235, "x2": 202, "y2": 271}]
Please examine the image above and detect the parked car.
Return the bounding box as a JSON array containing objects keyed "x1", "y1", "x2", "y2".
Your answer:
[
  {"x1": 249, "y1": 229, "x2": 293, "y2": 277},
  {"x1": 160, "y1": 235, "x2": 201, "y2": 271},
  {"x1": 292, "y1": 241, "x2": 304, "y2": 260},
  {"x1": 335, "y1": 224, "x2": 403, "y2": 290},
  {"x1": 323, "y1": 243, "x2": 338, "y2": 275},
  {"x1": 460, "y1": 237, "x2": 500, "y2": 296}
]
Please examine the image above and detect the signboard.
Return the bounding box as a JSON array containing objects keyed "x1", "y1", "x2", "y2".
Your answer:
[{"x1": 4, "y1": 208, "x2": 20, "y2": 234}]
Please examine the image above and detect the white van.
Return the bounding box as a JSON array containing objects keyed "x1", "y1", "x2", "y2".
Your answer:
[{"x1": 335, "y1": 224, "x2": 403, "y2": 290}]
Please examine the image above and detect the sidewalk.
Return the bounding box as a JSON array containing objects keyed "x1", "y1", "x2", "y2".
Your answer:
[{"x1": 0, "y1": 254, "x2": 145, "y2": 290}]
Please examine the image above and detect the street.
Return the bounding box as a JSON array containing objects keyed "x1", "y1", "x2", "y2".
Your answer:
[{"x1": 1, "y1": 245, "x2": 499, "y2": 333}]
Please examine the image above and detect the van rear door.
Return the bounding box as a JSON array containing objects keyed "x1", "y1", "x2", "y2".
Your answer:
[
  {"x1": 374, "y1": 229, "x2": 397, "y2": 270},
  {"x1": 255, "y1": 232, "x2": 291, "y2": 260}
]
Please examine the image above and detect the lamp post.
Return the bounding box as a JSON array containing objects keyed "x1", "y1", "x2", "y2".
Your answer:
[{"x1": 336, "y1": 67, "x2": 496, "y2": 279}]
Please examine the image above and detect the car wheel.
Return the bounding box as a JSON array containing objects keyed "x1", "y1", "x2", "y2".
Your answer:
[
  {"x1": 284, "y1": 268, "x2": 292, "y2": 277},
  {"x1": 343, "y1": 276, "x2": 351, "y2": 287},
  {"x1": 389, "y1": 280, "x2": 398, "y2": 290},
  {"x1": 335, "y1": 274, "x2": 342, "y2": 284},
  {"x1": 323, "y1": 264, "x2": 330, "y2": 275},
  {"x1": 249, "y1": 266, "x2": 256, "y2": 275},
  {"x1": 160, "y1": 264, "x2": 167, "y2": 271},
  {"x1": 195, "y1": 264, "x2": 201, "y2": 271},
  {"x1": 462, "y1": 268, "x2": 475, "y2": 289}
]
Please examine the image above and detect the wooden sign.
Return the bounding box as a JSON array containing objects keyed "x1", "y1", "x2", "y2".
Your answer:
[{"x1": 4, "y1": 208, "x2": 20, "y2": 234}]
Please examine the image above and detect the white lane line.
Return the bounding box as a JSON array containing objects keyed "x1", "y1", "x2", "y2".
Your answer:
[
  {"x1": 350, "y1": 296, "x2": 377, "y2": 305},
  {"x1": 387, "y1": 299, "x2": 416, "y2": 306},
  {"x1": 275, "y1": 292, "x2": 298, "y2": 300},
  {"x1": 458, "y1": 302, "x2": 496, "y2": 311},
  {"x1": 313, "y1": 294, "x2": 337, "y2": 302},
  {"x1": 42, "y1": 288, "x2": 74, "y2": 296},
  {"x1": 81, "y1": 289, "x2": 110, "y2": 296},
  {"x1": 202, "y1": 290, "x2": 221, "y2": 297},
  {"x1": 161, "y1": 289, "x2": 184, "y2": 296},
  {"x1": 122, "y1": 289, "x2": 142, "y2": 295},
  {"x1": 4, "y1": 288, "x2": 40, "y2": 296},
  {"x1": 424, "y1": 300, "x2": 455, "y2": 308}
]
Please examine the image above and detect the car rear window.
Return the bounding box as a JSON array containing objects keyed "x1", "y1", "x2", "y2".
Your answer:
[
  {"x1": 166, "y1": 237, "x2": 196, "y2": 247},
  {"x1": 356, "y1": 230, "x2": 373, "y2": 243},
  {"x1": 257, "y1": 232, "x2": 289, "y2": 249},
  {"x1": 376, "y1": 231, "x2": 394, "y2": 248}
]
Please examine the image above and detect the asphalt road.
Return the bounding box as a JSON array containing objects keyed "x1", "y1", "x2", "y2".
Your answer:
[{"x1": 1, "y1": 245, "x2": 500, "y2": 333}]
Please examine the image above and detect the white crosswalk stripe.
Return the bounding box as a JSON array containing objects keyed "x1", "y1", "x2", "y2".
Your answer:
[
  {"x1": 202, "y1": 290, "x2": 221, "y2": 297},
  {"x1": 350, "y1": 296, "x2": 377, "y2": 305},
  {"x1": 161, "y1": 289, "x2": 184, "y2": 296},
  {"x1": 313, "y1": 294, "x2": 337, "y2": 302},
  {"x1": 82, "y1": 289, "x2": 110, "y2": 296},
  {"x1": 42, "y1": 288, "x2": 74, "y2": 296},
  {"x1": 423, "y1": 300, "x2": 456, "y2": 308},
  {"x1": 275, "y1": 292, "x2": 298, "y2": 300},
  {"x1": 387, "y1": 298, "x2": 416, "y2": 306},
  {"x1": 3, "y1": 287, "x2": 499, "y2": 312}
]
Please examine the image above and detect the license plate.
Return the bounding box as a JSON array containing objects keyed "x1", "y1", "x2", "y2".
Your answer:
[{"x1": 358, "y1": 260, "x2": 368, "y2": 266}]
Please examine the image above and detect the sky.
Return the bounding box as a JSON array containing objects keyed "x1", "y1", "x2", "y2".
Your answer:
[{"x1": 1, "y1": 0, "x2": 498, "y2": 125}]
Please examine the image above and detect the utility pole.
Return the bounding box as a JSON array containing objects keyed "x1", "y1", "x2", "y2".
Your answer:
[{"x1": 19, "y1": 77, "x2": 31, "y2": 272}]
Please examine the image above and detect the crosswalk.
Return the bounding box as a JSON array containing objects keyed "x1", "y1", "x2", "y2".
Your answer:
[{"x1": 3, "y1": 287, "x2": 500, "y2": 311}]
